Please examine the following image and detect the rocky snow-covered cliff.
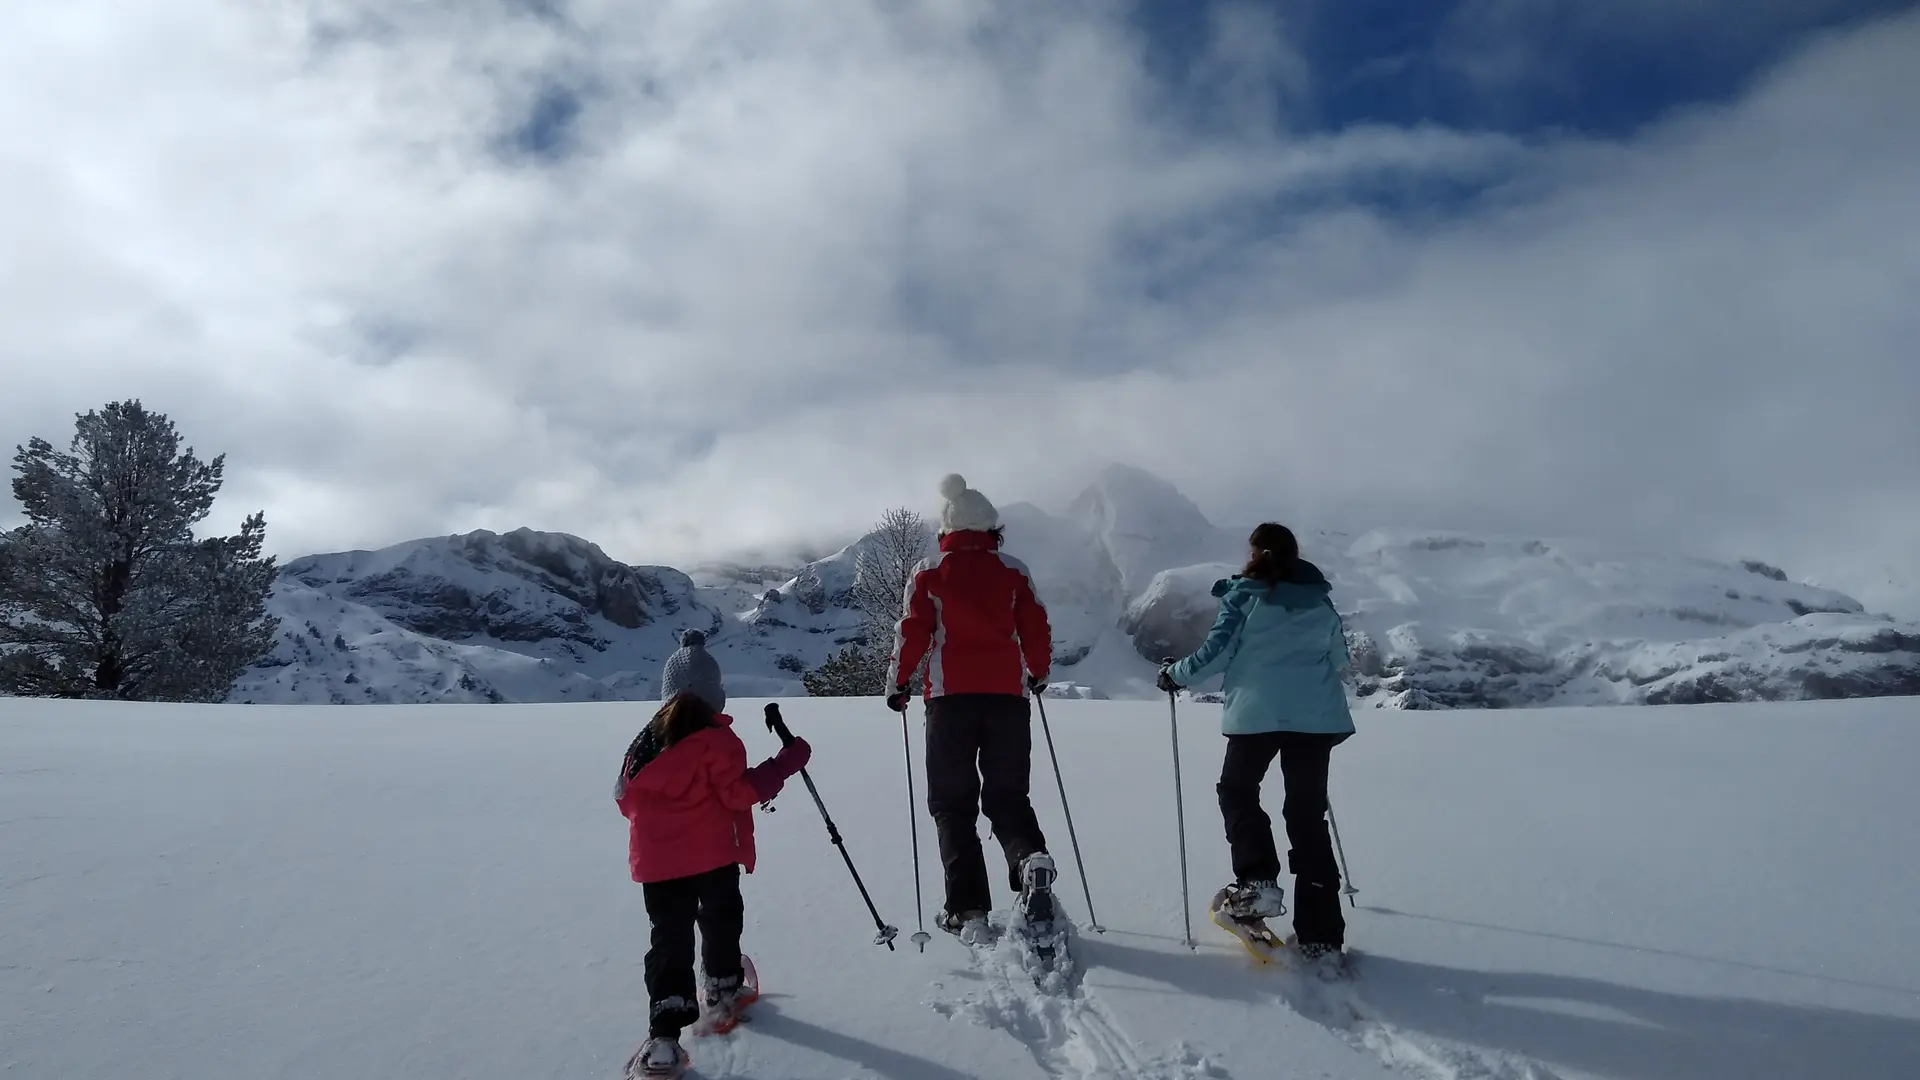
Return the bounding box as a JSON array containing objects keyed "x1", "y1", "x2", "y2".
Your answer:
[
  {"x1": 236, "y1": 529, "x2": 721, "y2": 704},
  {"x1": 233, "y1": 466, "x2": 1920, "y2": 708},
  {"x1": 1126, "y1": 528, "x2": 1919, "y2": 708}
]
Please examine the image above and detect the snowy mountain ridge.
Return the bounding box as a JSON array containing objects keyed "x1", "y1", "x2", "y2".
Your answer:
[{"x1": 233, "y1": 465, "x2": 1920, "y2": 707}]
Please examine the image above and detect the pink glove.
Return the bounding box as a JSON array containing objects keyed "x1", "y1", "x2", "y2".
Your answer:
[
  {"x1": 775, "y1": 737, "x2": 812, "y2": 778},
  {"x1": 746, "y1": 765, "x2": 782, "y2": 803},
  {"x1": 746, "y1": 738, "x2": 811, "y2": 802}
]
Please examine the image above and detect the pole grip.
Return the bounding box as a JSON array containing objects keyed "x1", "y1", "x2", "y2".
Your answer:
[{"x1": 765, "y1": 703, "x2": 796, "y2": 746}]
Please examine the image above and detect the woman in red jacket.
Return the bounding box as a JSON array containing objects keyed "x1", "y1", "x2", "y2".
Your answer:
[
  {"x1": 887, "y1": 475, "x2": 1056, "y2": 942},
  {"x1": 616, "y1": 633, "x2": 809, "y2": 1078}
]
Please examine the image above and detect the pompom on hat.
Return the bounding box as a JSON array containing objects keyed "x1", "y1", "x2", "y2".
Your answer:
[
  {"x1": 659, "y1": 629, "x2": 725, "y2": 712},
  {"x1": 938, "y1": 474, "x2": 1000, "y2": 534}
]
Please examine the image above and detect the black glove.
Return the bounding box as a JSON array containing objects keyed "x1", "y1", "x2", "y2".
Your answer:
[
  {"x1": 1156, "y1": 667, "x2": 1181, "y2": 694},
  {"x1": 1027, "y1": 675, "x2": 1048, "y2": 696},
  {"x1": 886, "y1": 686, "x2": 912, "y2": 713}
]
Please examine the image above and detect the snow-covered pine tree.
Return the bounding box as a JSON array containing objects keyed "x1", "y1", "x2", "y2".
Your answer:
[
  {"x1": 804, "y1": 507, "x2": 931, "y2": 696},
  {"x1": 0, "y1": 401, "x2": 280, "y2": 701},
  {"x1": 802, "y1": 643, "x2": 886, "y2": 697}
]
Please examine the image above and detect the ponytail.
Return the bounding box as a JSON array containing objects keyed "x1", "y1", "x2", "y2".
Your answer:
[{"x1": 652, "y1": 693, "x2": 719, "y2": 749}]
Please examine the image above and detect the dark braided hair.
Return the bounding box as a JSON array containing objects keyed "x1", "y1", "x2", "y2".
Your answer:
[{"x1": 1241, "y1": 523, "x2": 1300, "y2": 587}]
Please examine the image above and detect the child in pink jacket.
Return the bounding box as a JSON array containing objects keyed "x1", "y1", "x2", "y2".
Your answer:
[{"x1": 615, "y1": 632, "x2": 809, "y2": 1076}]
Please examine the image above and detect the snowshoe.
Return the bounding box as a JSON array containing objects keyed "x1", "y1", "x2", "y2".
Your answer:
[
  {"x1": 693, "y1": 955, "x2": 760, "y2": 1036},
  {"x1": 1011, "y1": 852, "x2": 1071, "y2": 975},
  {"x1": 624, "y1": 1036, "x2": 688, "y2": 1080},
  {"x1": 1209, "y1": 886, "x2": 1283, "y2": 965}
]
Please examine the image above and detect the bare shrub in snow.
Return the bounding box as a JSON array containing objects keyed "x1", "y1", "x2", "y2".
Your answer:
[{"x1": 806, "y1": 507, "x2": 930, "y2": 696}]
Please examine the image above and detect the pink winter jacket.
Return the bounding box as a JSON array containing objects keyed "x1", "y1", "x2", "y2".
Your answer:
[{"x1": 615, "y1": 716, "x2": 762, "y2": 884}]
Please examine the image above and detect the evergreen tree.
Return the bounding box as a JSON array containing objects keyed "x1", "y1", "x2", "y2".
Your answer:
[
  {"x1": 802, "y1": 643, "x2": 888, "y2": 697},
  {"x1": 0, "y1": 401, "x2": 279, "y2": 701}
]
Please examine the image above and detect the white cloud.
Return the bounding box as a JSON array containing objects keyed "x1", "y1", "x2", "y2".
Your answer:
[{"x1": 1, "y1": 1, "x2": 1915, "y2": 615}]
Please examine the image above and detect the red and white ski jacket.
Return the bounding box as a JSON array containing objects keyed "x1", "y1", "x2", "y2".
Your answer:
[{"x1": 888, "y1": 530, "x2": 1052, "y2": 699}]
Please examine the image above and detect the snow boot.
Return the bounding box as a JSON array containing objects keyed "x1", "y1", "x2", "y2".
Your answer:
[
  {"x1": 695, "y1": 956, "x2": 760, "y2": 1036},
  {"x1": 1291, "y1": 939, "x2": 1352, "y2": 981},
  {"x1": 936, "y1": 908, "x2": 993, "y2": 946},
  {"x1": 1014, "y1": 852, "x2": 1058, "y2": 928},
  {"x1": 625, "y1": 1036, "x2": 688, "y2": 1080},
  {"x1": 1012, "y1": 852, "x2": 1069, "y2": 969},
  {"x1": 1210, "y1": 881, "x2": 1285, "y2": 963},
  {"x1": 1222, "y1": 879, "x2": 1286, "y2": 920}
]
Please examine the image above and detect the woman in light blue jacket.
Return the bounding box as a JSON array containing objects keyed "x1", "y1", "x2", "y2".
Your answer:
[{"x1": 1158, "y1": 523, "x2": 1354, "y2": 962}]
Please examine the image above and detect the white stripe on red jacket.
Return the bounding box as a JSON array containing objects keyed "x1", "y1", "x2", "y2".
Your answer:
[{"x1": 888, "y1": 530, "x2": 1052, "y2": 698}]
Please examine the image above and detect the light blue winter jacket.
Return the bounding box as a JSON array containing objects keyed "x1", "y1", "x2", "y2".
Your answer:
[{"x1": 1166, "y1": 561, "x2": 1355, "y2": 737}]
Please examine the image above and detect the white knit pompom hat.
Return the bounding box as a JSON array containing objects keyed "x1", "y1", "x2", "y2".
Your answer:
[{"x1": 938, "y1": 474, "x2": 999, "y2": 534}]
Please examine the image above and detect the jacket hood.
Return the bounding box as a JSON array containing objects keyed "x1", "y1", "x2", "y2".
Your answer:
[
  {"x1": 630, "y1": 713, "x2": 735, "y2": 796},
  {"x1": 1211, "y1": 559, "x2": 1333, "y2": 611}
]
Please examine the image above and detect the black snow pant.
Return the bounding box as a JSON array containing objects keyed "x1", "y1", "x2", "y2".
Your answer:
[
  {"x1": 1217, "y1": 731, "x2": 1351, "y2": 948},
  {"x1": 642, "y1": 864, "x2": 745, "y2": 1037},
  {"x1": 925, "y1": 694, "x2": 1049, "y2": 915}
]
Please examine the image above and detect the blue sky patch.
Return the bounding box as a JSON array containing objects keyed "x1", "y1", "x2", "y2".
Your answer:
[
  {"x1": 1130, "y1": 0, "x2": 1917, "y2": 137},
  {"x1": 500, "y1": 79, "x2": 584, "y2": 162}
]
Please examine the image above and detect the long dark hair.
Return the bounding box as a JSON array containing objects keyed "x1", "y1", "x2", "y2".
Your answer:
[
  {"x1": 625, "y1": 692, "x2": 719, "y2": 777},
  {"x1": 652, "y1": 692, "x2": 719, "y2": 747},
  {"x1": 1242, "y1": 523, "x2": 1300, "y2": 586}
]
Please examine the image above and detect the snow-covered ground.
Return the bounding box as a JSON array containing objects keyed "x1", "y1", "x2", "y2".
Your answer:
[{"x1": 5, "y1": 697, "x2": 1917, "y2": 1080}]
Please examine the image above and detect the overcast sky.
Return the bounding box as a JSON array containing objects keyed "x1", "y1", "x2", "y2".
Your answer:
[{"x1": 2, "y1": 1, "x2": 1916, "y2": 614}]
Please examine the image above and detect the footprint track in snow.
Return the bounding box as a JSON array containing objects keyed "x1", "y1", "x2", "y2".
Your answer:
[
  {"x1": 684, "y1": 1026, "x2": 746, "y2": 1080},
  {"x1": 1268, "y1": 957, "x2": 1564, "y2": 1080},
  {"x1": 931, "y1": 932, "x2": 1229, "y2": 1080}
]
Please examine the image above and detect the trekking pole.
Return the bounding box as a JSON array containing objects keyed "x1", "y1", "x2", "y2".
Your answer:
[
  {"x1": 901, "y1": 709, "x2": 932, "y2": 951},
  {"x1": 765, "y1": 705, "x2": 900, "y2": 950},
  {"x1": 1033, "y1": 693, "x2": 1103, "y2": 934},
  {"x1": 1327, "y1": 798, "x2": 1359, "y2": 908},
  {"x1": 1162, "y1": 660, "x2": 1194, "y2": 949}
]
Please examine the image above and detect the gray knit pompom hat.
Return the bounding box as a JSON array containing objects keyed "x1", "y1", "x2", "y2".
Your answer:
[{"x1": 659, "y1": 629, "x2": 726, "y2": 712}]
